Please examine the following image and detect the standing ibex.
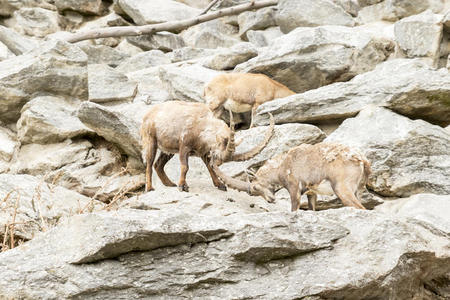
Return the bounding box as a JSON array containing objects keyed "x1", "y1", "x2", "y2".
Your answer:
[
  {"x1": 140, "y1": 101, "x2": 274, "y2": 192},
  {"x1": 204, "y1": 73, "x2": 295, "y2": 128},
  {"x1": 214, "y1": 142, "x2": 371, "y2": 211}
]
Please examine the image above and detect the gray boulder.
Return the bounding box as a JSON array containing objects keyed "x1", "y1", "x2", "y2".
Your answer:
[
  {"x1": 79, "y1": 44, "x2": 129, "y2": 67},
  {"x1": 158, "y1": 63, "x2": 222, "y2": 102},
  {"x1": 117, "y1": 0, "x2": 200, "y2": 25},
  {"x1": 246, "y1": 26, "x2": 283, "y2": 47},
  {"x1": 0, "y1": 126, "x2": 18, "y2": 173},
  {"x1": 394, "y1": 10, "x2": 444, "y2": 66},
  {"x1": 88, "y1": 64, "x2": 137, "y2": 103},
  {"x1": 357, "y1": 0, "x2": 444, "y2": 23},
  {"x1": 4, "y1": 7, "x2": 61, "y2": 38},
  {"x1": 0, "y1": 174, "x2": 96, "y2": 245},
  {"x1": 168, "y1": 46, "x2": 217, "y2": 63},
  {"x1": 127, "y1": 31, "x2": 186, "y2": 52},
  {"x1": 0, "y1": 40, "x2": 88, "y2": 123},
  {"x1": 277, "y1": 0, "x2": 355, "y2": 33},
  {"x1": 54, "y1": 0, "x2": 104, "y2": 15},
  {"x1": 17, "y1": 96, "x2": 92, "y2": 145},
  {"x1": 0, "y1": 207, "x2": 448, "y2": 299},
  {"x1": 0, "y1": 25, "x2": 39, "y2": 55},
  {"x1": 325, "y1": 106, "x2": 450, "y2": 197},
  {"x1": 77, "y1": 101, "x2": 145, "y2": 159},
  {"x1": 221, "y1": 123, "x2": 326, "y2": 177},
  {"x1": 254, "y1": 59, "x2": 450, "y2": 127},
  {"x1": 235, "y1": 25, "x2": 394, "y2": 93},
  {"x1": 0, "y1": 41, "x2": 14, "y2": 61},
  {"x1": 181, "y1": 19, "x2": 240, "y2": 49},
  {"x1": 201, "y1": 42, "x2": 258, "y2": 70},
  {"x1": 375, "y1": 193, "x2": 450, "y2": 236},
  {"x1": 237, "y1": 7, "x2": 277, "y2": 39},
  {"x1": 116, "y1": 50, "x2": 171, "y2": 74},
  {"x1": 0, "y1": 0, "x2": 56, "y2": 17},
  {"x1": 126, "y1": 66, "x2": 172, "y2": 104}
]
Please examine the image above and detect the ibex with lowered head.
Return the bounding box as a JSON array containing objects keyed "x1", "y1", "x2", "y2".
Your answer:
[
  {"x1": 214, "y1": 142, "x2": 370, "y2": 211},
  {"x1": 204, "y1": 73, "x2": 295, "y2": 128},
  {"x1": 140, "y1": 101, "x2": 274, "y2": 192}
]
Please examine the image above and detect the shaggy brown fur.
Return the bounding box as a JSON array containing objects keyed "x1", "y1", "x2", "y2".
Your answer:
[{"x1": 140, "y1": 101, "x2": 274, "y2": 192}]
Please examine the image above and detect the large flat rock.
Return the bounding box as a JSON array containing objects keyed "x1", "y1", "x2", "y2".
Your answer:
[
  {"x1": 0, "y1": 40, "x2": 88, "y2": 123},
  {"x1": 0, "y1": 206, "x2": 448, "y2": 299},
  {"x1": 235, "y1": 25, "x2": 394, "y2": 93},
  {"x1": 325, "y1": 106, "x2": 450, "y2": 197},
  {"x1": 255, "y1": 59, "x2": 450, "y2": 127}
]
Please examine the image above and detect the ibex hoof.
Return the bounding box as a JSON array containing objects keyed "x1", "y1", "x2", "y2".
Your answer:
[
  {"x1": 217, "y1": 184, "x2": 227, "y2": 191},
  {"x1": 178, "y1": 184, "x2": 189, "y2": 192},
  {"x1": 145, "y1": 186, "x2": 155, "y2": 192}
]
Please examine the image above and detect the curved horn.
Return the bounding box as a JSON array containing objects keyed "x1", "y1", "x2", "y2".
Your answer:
[
  {"x1": 224, "y1": 109, "x2": 235, "y2": 159},
  {"x1": 212, "y1": 164, "x2": 252, "y2": 194},
  {"x1": 231, "y1": 112, "x2": 275, "y2": 162}
]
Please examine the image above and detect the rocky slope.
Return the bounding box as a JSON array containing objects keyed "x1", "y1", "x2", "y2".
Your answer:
[{"x1": 0, "y1": 0, "x2": 449, "y2": 299}]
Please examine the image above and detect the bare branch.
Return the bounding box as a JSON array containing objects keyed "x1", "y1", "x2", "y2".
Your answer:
[
  {"x1": 65, "y1": 0, "x2": 278, "y2": 43},
  {"x1": 199, "y1": 0, "x2": 222, "y2": 15}
]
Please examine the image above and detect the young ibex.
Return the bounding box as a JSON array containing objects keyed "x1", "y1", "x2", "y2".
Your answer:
[
  {"x1": 214, "y1": 142, "x2": 371, "y2": 211},
  {"x1": 204, "y1": 73, "x2": 295, "y2": 128},
  {"x1": 140, "y1": 101, "x2": 274, "y2": 192}
]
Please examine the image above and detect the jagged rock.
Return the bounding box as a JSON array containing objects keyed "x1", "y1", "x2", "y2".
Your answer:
[
  {"x1": 0, "y1": 174, "x2": 96, "y2": 245},
  {"x1": 9, "y1": 138, "x2": 142, "y2": 201},
  {"x1": 0, "y1": 41, "x2": 14, "y2": 61},
  {"x1": 77, "y1": 101, "x2": 145, "y2": 159},
  {"x1": 246, "y1": 26, "x2": 283, "y2": 47},
  {"x1": 0, "y1": 25, "x2": 39, "y2": 55},
  {"x1": 201, "y1": 42, "x2": 258, "y2": 70},
  {"x1": 175, "y1": 0, "x2": 210, "y2": 9},
  {"x1": 54, "y1": 0, "x2": 104, "y2": 15},
  {"x1": 10, "y1": 139, "x2": 92, "y2": 176},
  {"x1": 277, "y1": 0, "x2": 355, "y2": 33},
  {"x1": 357, "y1": 0, "x2": 444, "y2": 23},
  {"x1": 4, "y1": 7, "x2": 61, "y2": 38},
  {"x1": 60, "y1": 10, "x2": 84, "y2": 30},
  {"x1": 255, "y1": 59, "x2": 450, "y2": 127},
  {"x1": 126, "y1": 66, "x2": 172, "y2": 104},
  {"x1": 158, "y1": 63, "x2": 222, "y2": 102},
  {"x1": 117, "y1": 0, "x2": 200, "y2": 25},
  {"x1": 325, "y1": 106, "x2": 450, "y2": 197},
  {"x1": 0, "y1": 40, "x2": 88, "y2": 123},
  {"x1": 168, "y1": 46, "x2": 217, "y2": 63},
  {"x1": 181, "y1": 19, "x2": 240, "y2": 49},
  {"x1": 116, "y1": 50, "x2": 171, "y2": 74},
  {"x1": 115, "y1": 39, "x2": 143, "y2": 56},
  {"x1": 221, "y1": 123, "x2": 326, "y2": 177},
  {"x1": 375, "y1": 193, "x2": 450, "y2": 236},
  {"x1": 332, "y1": 0, "x2": 361, "y2": 16},
  {"x1": 127, "y1": 32, "x2": 185, "y2": 52},
  {"x1": 0, "y1": 0, "x2": 56, "y2": 17},
  {"x1": 0, "y1": 208, "x2": 448, "y2": 299},
  {"x1": 237, "y1": 7, "x2": 277, "y2": 39},
  {"x1": 0, "y1": 126, "x2": 18, "y2": 173},
  {"x1": 88, "y1": 64, "x2": 137, "y2": 103},
  {"x1": 17, "y1": 96, "x2": 92, "y2": 145},
  {"x1": 235, "y1": 25, "x2": 394, "y2": 93},
  {"x1": 79, "y1": 44, "x2": 129, "y2": 67},
  {"x1": 394, "y1": 10, "x2": 444, "y2": 65}
]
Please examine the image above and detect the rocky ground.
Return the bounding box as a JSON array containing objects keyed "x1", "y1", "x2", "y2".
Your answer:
[{"x1": 0, "y1": 0, "x2": 449, "y2": 299}]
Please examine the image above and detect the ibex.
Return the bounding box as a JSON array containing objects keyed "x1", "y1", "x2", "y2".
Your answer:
[
  {"x1": 140, "y1": 101, "x2": 274, "y2": 192},
  {"x1": 204, "y1": 73, "x2": 295, "y2": 128},
  {"x1": 214, "y1": 142, "x2": 371, "y2": 211}
]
